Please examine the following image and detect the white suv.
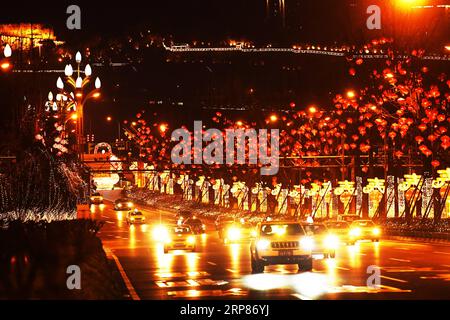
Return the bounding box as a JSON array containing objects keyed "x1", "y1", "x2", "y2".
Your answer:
[{"x1": 250, "y1": 221, "x2": 314, "y2": 273}]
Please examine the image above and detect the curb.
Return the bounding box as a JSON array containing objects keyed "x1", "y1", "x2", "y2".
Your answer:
[{"x1": 104, "y1": 247, "x2": 140, "y2": 300}]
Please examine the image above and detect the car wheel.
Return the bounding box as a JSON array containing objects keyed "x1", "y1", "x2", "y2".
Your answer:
[
  {"x1": 298, "y1": 258, "x2": 313, "y2": 272},
  {"x1": 251, "y1": 258, "x2": 264, "y2": 274}
]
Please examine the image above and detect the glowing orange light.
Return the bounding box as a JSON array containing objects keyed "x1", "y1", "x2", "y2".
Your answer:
[
  {"x1": 159, "y1": 124, "x2": 168, "y2": 133},
  {"x1": 269, "y1": 114, "x2": 278, "y2": 122},
  {"x1": 92, "y1": 92, "x2": 101, "y2": 98},
  {"x1": 76, "y1": 92, "x2": 83, "y2": 98},
  {"x1": 396, "y1": 0, "x2": 425, "y2": 9},
  {"x1": 308, "y1": 106, "x2": 318, "y2": 114},
  {"x1": 71, "y1": 113, "x2": 78, "y2": 120},
  {"x1": 346, "y1": 90, "x2": 356, "y2": 99},
  {"x1": 445, "y1": 45, "x2": 450, "y2": 51},
  {"x1": 106, "y1": 116, "x2": 112, "y2": 122},
  {"x1": 1, "y1": 62, "x2": 11, "y2": 70},
  {"x1": 236, "y1": 121, "x2": 243, "y2": 126},
  {"x1": 131, "y1": 122, "x2": 137, "y2": 126}
]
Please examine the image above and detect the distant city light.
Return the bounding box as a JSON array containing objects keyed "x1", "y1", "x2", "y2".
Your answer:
[
  {"x1": 308, "y1": 106, "x2": 318, "y2": 114},
  {"x1": 159, "y1": 124, "x2": 168, "y2": 133},
  {"x1": 346, "y1": 90, "x2": 356, "y2": 99}
]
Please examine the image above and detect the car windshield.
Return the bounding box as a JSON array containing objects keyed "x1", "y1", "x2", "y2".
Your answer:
[
  {"x1": 260, "y1": 223, "x2": 305, "y2": 236},
  {"x1": 131, "y1": 212, "x2": 143, "y2": 216},
  {"x1": 303, "y1": 224, "x2": 328, "y2": 235},
  {"x1": 352, "y1": 221, "x2": 375, "y2": 227},
  {"x1": 326, "y1": 222, "x2": 350, "y2": 229},
  {"x1": 172, "y1": 227, "x2": 192, "y2": 234}
]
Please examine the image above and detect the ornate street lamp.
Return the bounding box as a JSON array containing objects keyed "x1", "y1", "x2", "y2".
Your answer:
[
  {"x1": 1, "y1": 43, "x2": 12, "y2": 71},
  {"x1": 56, "y1": 51, "x2": 101, "y2": 161}
]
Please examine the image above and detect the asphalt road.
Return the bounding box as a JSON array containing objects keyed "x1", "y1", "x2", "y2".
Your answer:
[{"x1": 91, "y1": 199, "x2": 450, "y2": 300}]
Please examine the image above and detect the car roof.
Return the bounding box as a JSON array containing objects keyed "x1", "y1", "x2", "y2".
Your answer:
[
  {"x1": 326, "y1": 221, "x2": 350, "y2": 225},
  {"x1": 260, "y1": 221, "x2": 302, "y2": 225}
]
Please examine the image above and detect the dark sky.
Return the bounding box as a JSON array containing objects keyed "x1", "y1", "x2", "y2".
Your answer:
[
  {"x1": 1, "y1": 1, "x2": 265, "y2": 39},
  {"x1": 1, "y1": 0, "x2": 448, "y2": 46}
]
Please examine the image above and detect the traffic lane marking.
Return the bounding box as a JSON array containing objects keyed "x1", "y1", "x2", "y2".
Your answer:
[
  {"x1": 389, "y1": 258, "x2": 411, "y2": 263},
  {"x1": 105, "y1": 248, "x2": 141, "y2": 300},
  {"x1": 380, "y1": 275, "x2": 408, "y2": 284}
]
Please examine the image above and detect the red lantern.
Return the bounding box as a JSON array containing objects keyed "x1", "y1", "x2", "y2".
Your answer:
[{"x1": 431, "y1": 160, "x2": 440, "y2": 168}]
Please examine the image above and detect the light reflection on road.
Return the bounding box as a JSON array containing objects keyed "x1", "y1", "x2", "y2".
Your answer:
[
  {"x1": 347, "y1": 243, "x2": 362, "y2": 269},
  {"x1": 324, "y1": 258, "x2": 339, "y2": 287},
  {"x1": 156, "y1": 244, "x2": 174, "y2": 276},
  {"x1": 229, "y1": 244, "x2": 241, "y2": 274}
]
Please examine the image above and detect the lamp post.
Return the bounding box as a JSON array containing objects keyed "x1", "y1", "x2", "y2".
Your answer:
[
  {"x1": 1, "y1": 44, "x2": 12, "y2": 72},
  {"x1": 106, "y1": 116, "x2": 122, "y2": 141},
  {"x1": 56, "y1": 51, "x2": 101, "y2": 162}
]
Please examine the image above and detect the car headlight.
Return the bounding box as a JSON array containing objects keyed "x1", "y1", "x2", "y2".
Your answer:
[
  {"x1": 256, "y1": 239, "x2": 271, "y2": 250},
  {"x1": 227, "y1": 227, "x2": 241, "y2": 241},
  {"x1": 118, "y1": 203, "x2": 122, "y2": 208},
  {"x1": 349, "y1": 228, "x2": 361, "y2": 237},
  {"x1": 324, "y1": 235, "x2": 339, "y2": 249},
  {"x1": 153, "y1": 225, "x2": 170, "y2": 243},
  {"x1": 372, "y1": 228, "x2": 381, "y2": 236},
  {"x1": 187, "y1": 236, "x2": 196, "y2": 244},
  {"x1": 300, "y1": 237, "x2": 314, "y2": 251},
  {"x1": 127, "y1": 202, "x2": 133, "y2": 208}
]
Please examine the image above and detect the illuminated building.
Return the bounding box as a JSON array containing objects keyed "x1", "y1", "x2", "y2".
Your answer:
[{"x1": 0, "y1": 24, "x2": 64, "y2": 51}]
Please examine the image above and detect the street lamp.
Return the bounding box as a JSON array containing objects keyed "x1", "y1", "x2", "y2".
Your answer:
[
  {"x1": 106, "y1": 116, "x2": 122, "y2": 141},
  {"x1": 56, "y1": 51, "x2": 101, "y2": 161},
  {"x1": 269, "y1": 114, "x2": 278, "y2": 123},
  {"x1": 308, "y1": 105, "x2": 318, "y2": 114},
  {"x1": 1, "y1": 43, "x2": 12, "y2": 71},
  {"x1": 346, "y1": 90, "x2": 356, "y2": 99}
]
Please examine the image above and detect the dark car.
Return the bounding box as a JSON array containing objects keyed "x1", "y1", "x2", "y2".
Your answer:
[
  {"x1": 114, "y1": 198, "x2": 134, "y2": 211},
  {"x1": 89, "y1": 192, "x2": 104, "y2": 205},
  {"x1": 176, "y1": 210, "x2": 194, "y2": 225},
  {"x1": 184, "y1": 218, "x2": 206, "y2": 234}
]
